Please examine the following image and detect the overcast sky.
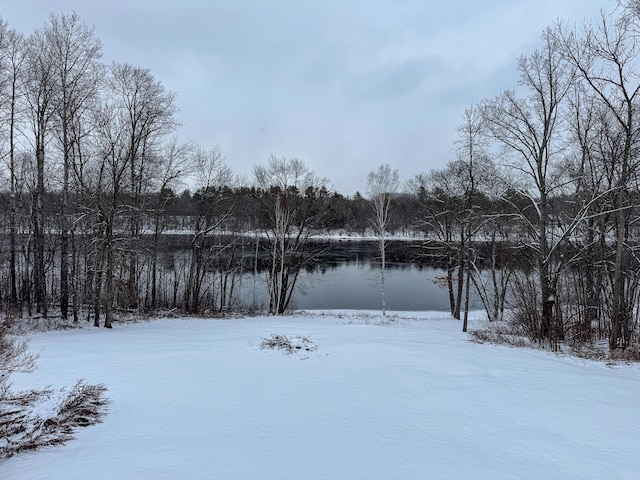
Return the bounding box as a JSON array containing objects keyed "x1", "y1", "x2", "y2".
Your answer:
[{"x1": 3, "y1": 0, "x2": 611, "y2": 195}]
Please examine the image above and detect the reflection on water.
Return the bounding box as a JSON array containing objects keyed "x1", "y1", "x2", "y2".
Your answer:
[
  {"x1": 295, "y1": 262, "x2": 452, "y2": 311},
  {"x1": 243, "y1": 260, "x2": 481, "y2": 312}
]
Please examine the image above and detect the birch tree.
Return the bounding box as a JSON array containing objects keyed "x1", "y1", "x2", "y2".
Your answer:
[{"x1": 366, "y1": 163, "x2": 399, "y2": 317}]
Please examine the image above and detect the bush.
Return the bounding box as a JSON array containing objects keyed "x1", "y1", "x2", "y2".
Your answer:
[
  {"x1": 0, "y1": 328, "x2": 109, "y2": 461},
  {"x1": 260, "y1": 334, "x2": 318, "y2": 354}
]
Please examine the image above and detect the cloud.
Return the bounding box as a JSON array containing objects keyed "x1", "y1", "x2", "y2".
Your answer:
[
  {"x1": 1, "y1": 0, "x2": 609, "y2": 195},
  {"x1": 344, "y1": 56, "x2": 441, "y2": 103}
]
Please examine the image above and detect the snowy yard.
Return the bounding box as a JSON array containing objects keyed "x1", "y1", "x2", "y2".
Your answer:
[{"x1": 1, "y1": 311, "x2": 639, "y2": 479}]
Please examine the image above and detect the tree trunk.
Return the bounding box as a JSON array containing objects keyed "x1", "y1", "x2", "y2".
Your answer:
[
  {"x1": 538, "y1": 186, "x2": 552, "y2": 342},
  {"x1": 33, "y1": 143, "x2": 47, "y2": 318},
  {"x1": 380, "y1": 233, "x2": 386, "y2": 317},
  {"x1": 447, "y1": 257, "x2": 456, "y2": 317},
  {"x1": 71, "y1": 227, "x2": 79, "y2": 323},
  {"x1": 60, "y1": 120, "x2": 70, "y2": 319},
  {"x1": 9, "y1": 189, "x2": 17, "y2": 308},
  {"x1": 8, "y1": 77, "x2": 18, "y2": 310},
  {"x1": 104, "y1": 221, "x2": 114, "y2": 329},
  {"x1": 462, "y1": 249, "x2": 471, "y2": 333},
  {"x1": 610, "y1": 208, "x2": 627, "y2": 349}
]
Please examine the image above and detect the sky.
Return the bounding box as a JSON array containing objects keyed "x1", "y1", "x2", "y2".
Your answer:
[{"x1": 2, "y1": 0, "x2": 611, "y2": 195}]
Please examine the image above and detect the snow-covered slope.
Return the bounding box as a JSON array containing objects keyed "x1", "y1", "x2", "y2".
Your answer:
[{"x1": 2, "y1": 311, "x2": 638, "y2": 479}]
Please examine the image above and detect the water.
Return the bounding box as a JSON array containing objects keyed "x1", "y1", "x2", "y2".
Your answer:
[
  {"x1": 243, "y1": 260, "x2": 479, "y2": 312},
  {"x1": 293, "y1": 262, "x2": 453, "y2": 311},
  {"x1": 157, "y1": 238, "x2": 486, "y2": 312}
]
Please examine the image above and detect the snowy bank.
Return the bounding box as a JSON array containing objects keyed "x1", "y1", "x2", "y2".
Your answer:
[{"x1": 1, "y1": 311, "x2": 638, "y2": 479}]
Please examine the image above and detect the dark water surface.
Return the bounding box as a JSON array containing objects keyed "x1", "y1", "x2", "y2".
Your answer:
[
  {"x1": 243, "y1": 260, "x2": 482, "y2": 312},
  {"x1": 291, "y1": 262, "x2": 454, "y2": 311}
]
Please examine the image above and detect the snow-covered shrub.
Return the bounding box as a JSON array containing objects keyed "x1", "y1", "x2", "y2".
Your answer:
[
  {"x1": 469, "y1": 322, "x2": 531, "y2": 348},
  {"x1": 0, "y1": 328, "x2": 109, "y2": 461},
  {"x1": 260, "y1": 334, "x2": 317, "y2": 354},
  {"x1": 0, "y1": 328, "x2": 37, "y2": 382}
]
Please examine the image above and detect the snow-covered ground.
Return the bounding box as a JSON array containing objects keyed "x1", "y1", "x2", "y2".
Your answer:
[{"x1": 1, "y1": 310, "x2": 638, "y2": 479}]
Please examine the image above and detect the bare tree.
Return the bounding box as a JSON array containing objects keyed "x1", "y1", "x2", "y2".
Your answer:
[
  {"x1": 407, "y1": 171, "x2": 460, "y2": 317},
  {"x1": 557, "y1": 12, "x2": 640, "y2": 349},
  {"x1": 0, "y1": 20, "x2": 25, "y2": 312},
  {"x1": 23, "y1": 24, "x2": 59, "y2": 318},
  {"x1": 46, "y1": 12, "x2": 103, "y2": 320},
  {"x1": 620, "y1": 0, "x2": 640, "y2": 17},
  {"x1": 481, "y1": 28, "x2": 576, "y2": 344},
  {"x1": 183, "y1": 146, "x2": 234, "y2": 313},
  {"x1": 366, "y1": 164, "x2": 399, "y2": 317},
  {"x1": 449, "y1": 107, "x2": 516, "y2": 327},
  {"x1": 146, "y1": 137, "x2": 193, "y2": 310},
  {"x1": 108, "y1": 62, "x2": 178, "y2": 309},
  {"x1": 254, "y1": 155, "x2": 327, "y2": 314},
  {"x1": 410, "y1": 125, "x2": 502, "y2": 329},
  {"x1": 66, "y1": 76, "x2": 103, "y2": 324},
  {"x1": 69, "y1": 59, "x2": 177, "y2": 327},
  {"x1": 452, "y1": 106, "x2": 496, "y2": 332},
  {"x1": 83, "y1": 98, "x2": 127, "y2": 328}
]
